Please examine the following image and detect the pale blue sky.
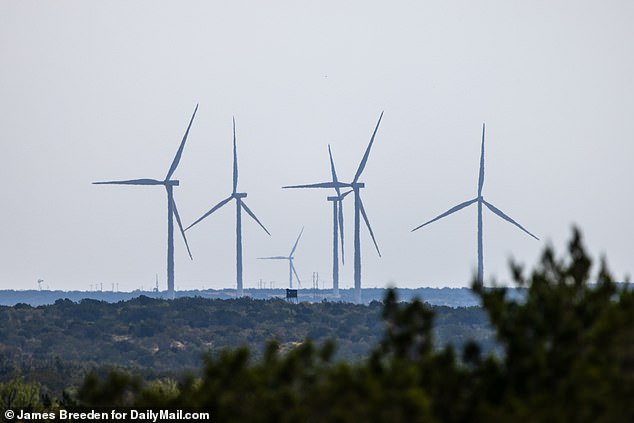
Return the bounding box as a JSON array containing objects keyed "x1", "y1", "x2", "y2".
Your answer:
[{"x1": 1, "y1": 0, "x2": 633, "y2": 291}]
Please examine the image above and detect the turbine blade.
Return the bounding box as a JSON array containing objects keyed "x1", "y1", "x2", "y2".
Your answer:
[
  {"x1": 338, "y1": 201, "x2": 345, "y2": 265},
  {"x1": 185, "y1": 195, "x2": 233, "y2": 231},
  {"x1": 241, "y1": 200, "x2": 271, "y2": 235},
  {"x1": 328, "y1": 144, "x2": 341, "y2": 197},
  {"x1": 291, "y1": 262, "x2": 301, "y2": 285},
  {"x1": 359, "y1": 197, "x2": 381, "y2": 257},
  {"x1": 232, "y1": 117, "x2": 238, "y2": 194},
  {"x1": 411, "y1": 198, "x2": 478, "y2": 232},
  {"x1": 478, "y1": 123, "x2": 485, "y2": 196},
  {"x1": 172, "y1": 198, "x2": 193, "y2": 260},
  {"x1": 353, "y1": 111, "x2": 384, "y2": 183},
  {"x1": 482, "y1": 199, "x2": 539, "y2": 240},
  {"x1": 166, "y1": 104, "x2": 198, "y2": 180},
  {"x1": 290, "y1": 227, "x2": 304, "y2": 256},
  {"x1": 93, "y1": 178, "x2": 164, "y2": 186},
  {"x1": 283, "y1": 182, "x2": 351, "y2": 189},
  {"x1": 257, "y1": 256, "x2": 288, "y2": 260},
  {"x1": 341, "y1": 190, "x2": 353, "y2": 199}
]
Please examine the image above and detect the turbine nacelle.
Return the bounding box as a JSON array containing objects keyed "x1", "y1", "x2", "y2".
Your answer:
[
  {"x1": 328, "y1": 189, "x2": 353, "y2": 202},
  {"x1": 232, "y1": 192, "x2": 247, "y2": 199}
]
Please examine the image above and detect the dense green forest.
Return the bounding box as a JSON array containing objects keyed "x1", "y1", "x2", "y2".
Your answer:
[
  {"x1": 1, "y1": 228, "x2": 632, "y2": 422},
  {"x1": 0, "y1": 293, "x2": 491, "y2": 395}
]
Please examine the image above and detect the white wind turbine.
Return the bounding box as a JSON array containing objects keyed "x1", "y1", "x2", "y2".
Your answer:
[{"x1": 412, "y1": 124, "x2": 539, "y2": 284}]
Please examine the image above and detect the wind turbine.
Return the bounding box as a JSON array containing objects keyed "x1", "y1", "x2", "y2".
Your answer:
[
  {"x1": 286, "y1": 145, "x2": 350, "y2": 296},
  {"x1": 326, "y1": 146, "x2": 353, "y2": 297},
  {"x1": 93, "y1": 105, "x2": 197, "y2": 299},
  {"x1": 284, "y1": 113, "x2": 384, "y2": 304},
  {"x1": 258, "y1": 227, "x2": 304, "y2": 289},
  {"x1": 411, "y1": 123, "x2": 539, "y2": 284},
  {"x1": 185, "y1": 118, "x2": 270, "y2": 297}
]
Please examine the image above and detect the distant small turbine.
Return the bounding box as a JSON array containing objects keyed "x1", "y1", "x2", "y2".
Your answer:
[
  {"x1": 185, "y1": 118, "x2": 270, "y2": 297},
  {"x1": 94, "y1": 105, "x2": 198, "y2": 299},
  {"x1": 258, "y1": 227, "x2": 304, "y2": 288},
  {"x1": 284, "y1": 113, "x2": 384, "y2": 304},
  {"x1": 411, "y1": 124, "x2": 539, "y2": 284}
]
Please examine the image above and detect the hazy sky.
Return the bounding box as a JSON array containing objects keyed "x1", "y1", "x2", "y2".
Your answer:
[{"x1": 1, "y1": 1, "x2": 633, "y2": 292}]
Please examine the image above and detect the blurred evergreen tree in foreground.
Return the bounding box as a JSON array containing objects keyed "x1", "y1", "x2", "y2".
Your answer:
[{"x1": 2, "y1": 227, "x2": 632, "y2": 422}]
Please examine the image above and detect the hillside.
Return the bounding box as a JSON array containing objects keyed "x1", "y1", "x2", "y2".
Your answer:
[
  {"x1": 0, "y1": 295, "x2": 492, "y2": 393},
  {"x1": 0, "y1": 287, "x2": 486, "y2": 307}
]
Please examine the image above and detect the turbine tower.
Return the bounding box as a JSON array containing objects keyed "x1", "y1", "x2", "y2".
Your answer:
[
  {"x1": 326, "y1": 146, "x2": 352, "y2": 297},
  {"x1": 412, "y1": 123, "x2": 539, "y2": 284},
  {"x1": 286, "y1": 145, "x2": 350, "y2": 297},
  {"x1": 185, "y1": 118, "x2": 270, "y2": 297},
  {"x1": 284, "y1": 113, "x2": 383, "y2": 304},
  {"x1": 93, "y1": 105, "x2": 197, "y2": 299},
  {"x1": 258, "y1": 227, "x2": 304, "y2": 289}
]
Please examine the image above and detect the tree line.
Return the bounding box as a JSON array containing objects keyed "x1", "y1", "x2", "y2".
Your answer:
[{"x1": 1, "y1": 228, "x2": 632, "y2": 421}]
